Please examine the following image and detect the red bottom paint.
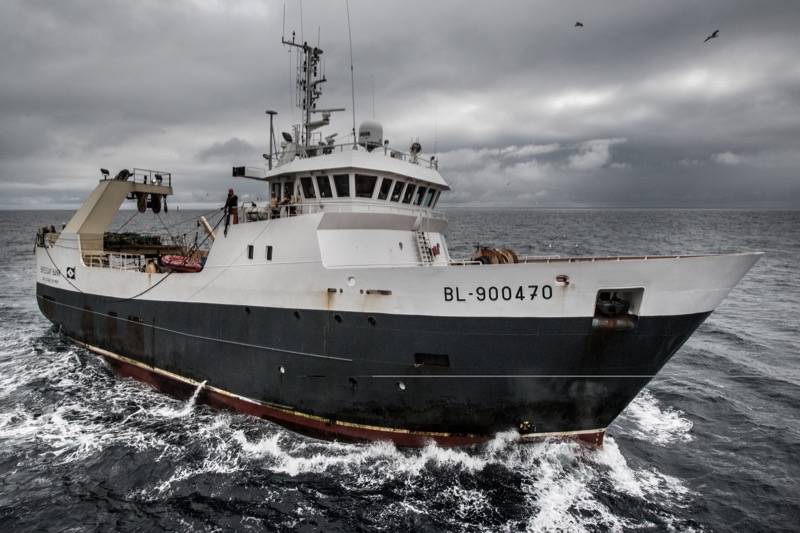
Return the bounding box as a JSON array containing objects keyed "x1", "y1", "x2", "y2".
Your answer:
[{"x1": 97, "y1": 346, "x2": 605, "y2": 448}]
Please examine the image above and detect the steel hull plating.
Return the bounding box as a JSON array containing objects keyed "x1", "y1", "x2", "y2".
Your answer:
[{"x1": 37, "y1": 282, "x2": 711, "y2": 446}]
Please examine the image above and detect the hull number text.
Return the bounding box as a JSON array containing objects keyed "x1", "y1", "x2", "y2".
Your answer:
[{"x1": 444, "y1": 285, "x2": 553, "y2": 302}]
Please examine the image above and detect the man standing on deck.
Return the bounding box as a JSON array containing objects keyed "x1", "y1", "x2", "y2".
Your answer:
[{"x1": 224, "y1": 187, "x2": 238, "y2": 236}]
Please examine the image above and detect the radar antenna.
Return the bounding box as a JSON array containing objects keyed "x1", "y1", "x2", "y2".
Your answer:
[{"x1": 282, "y1": 33, "x2": 343, "y2": 155}]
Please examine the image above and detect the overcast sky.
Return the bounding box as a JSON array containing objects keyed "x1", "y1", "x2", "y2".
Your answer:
[{"x1": 2, "y1": 0, "x2": 799, "y2": 209}]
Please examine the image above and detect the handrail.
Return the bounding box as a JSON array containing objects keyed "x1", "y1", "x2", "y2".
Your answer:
[
  {"x1": 240, "y1": 201, "x2": 447, "y2": 222},
  {"x1": 82, "y1": 252, "x2": 148, "y2": 271},
  {"x1": 268, "y1": 136, "x2": 439, "y2": 170},
  {"x1": 518, "y1": 254, "x2": 694, "y2": 264},
  {"x1": 100, "y1": 168, "x2": 172, "y2": 187},
  {"x1": 452, "y1": 254, "x2": 713, "y2": 266}
]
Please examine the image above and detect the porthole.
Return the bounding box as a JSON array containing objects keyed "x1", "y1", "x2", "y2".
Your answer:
[
  {"x1": 293, "y1": 310, "x2": 301, "y2": 320},
  {"x1": 368, "y1": 316, "x2": 377, "y2": 326},
  {"x1": 334, "y1": 313, "x2": 343, "y2": 323},
  {"x1": 245, "y1": 306, "x2": 251, "y2": 314}
]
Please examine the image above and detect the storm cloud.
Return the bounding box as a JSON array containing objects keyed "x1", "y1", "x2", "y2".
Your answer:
[{"x1": 1, "y1": 0, "x2": 798, "y2": 209}]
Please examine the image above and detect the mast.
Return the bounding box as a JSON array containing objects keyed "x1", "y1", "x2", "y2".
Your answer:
[{"x1": 282, "y1": 32, "x2": 343, "y2": 156}]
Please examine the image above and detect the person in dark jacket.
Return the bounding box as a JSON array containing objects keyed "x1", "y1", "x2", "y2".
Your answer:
[{"x1": 224, "y1": 188, "x2": 238, "y2": 236}]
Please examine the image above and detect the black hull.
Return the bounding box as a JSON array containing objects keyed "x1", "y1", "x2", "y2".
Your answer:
[{"x1": 37, "y1": 283, "x2": 711, "y2": 446}]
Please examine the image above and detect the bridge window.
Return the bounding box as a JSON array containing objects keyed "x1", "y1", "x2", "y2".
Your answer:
[
  {"x1": 402, "y1": 184, "x2": 416, "y2": 204},
  {"x1": 316, "y1": 175, "x2": 332, "y2": 198},
  {"x1": 355, "y1": 174, "x2": 378, "y2": 198},
  {"x1": 333, "y1": 173, "x2": 350, "y2": 197},
  {"x1": 300, "y1": 177, "x2": 316, "y2": 198},
  {"x1": 378, "y1": 177, "x2": 393, "y2": 200},
  {"x1": 414, "y1": 186, "x2": 427, "y2": 205},
  {"x1": 424, "y1": 188, "x2": 437, "y2": 207},
  {"x1": 390, "y1": 181, "x2": 405, "y2": 202}
]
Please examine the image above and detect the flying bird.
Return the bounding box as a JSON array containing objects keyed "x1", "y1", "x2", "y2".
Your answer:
[
  {"x1": 575, "y1": 22, "x2": 584, "y2": 27},
  {"x1": 703, "y1": 30, "x2": 719, "y2": 42}
]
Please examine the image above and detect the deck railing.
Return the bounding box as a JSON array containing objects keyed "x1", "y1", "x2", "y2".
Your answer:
[
  {"x1": 266, "y1": 137, "x2": 438, "y2": 170},
  {"x1": 82, "y1": 252, "x2": 148, "y2": 271},
  {"x1": 241, "y1": 201, "x2": 447, "y2": 223}
]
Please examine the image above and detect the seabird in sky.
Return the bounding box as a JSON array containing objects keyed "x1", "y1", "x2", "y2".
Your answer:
[
  {"x1": 704, "y1": 30, "x2": 720, "y2": 42},
  {"x1": 575, "y1": 22, "x2": 584, "y2": 27}
]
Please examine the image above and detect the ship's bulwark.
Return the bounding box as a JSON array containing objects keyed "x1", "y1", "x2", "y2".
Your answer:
[{"x1": 37, "y1": 282, "x2": 710, "y2": 446}]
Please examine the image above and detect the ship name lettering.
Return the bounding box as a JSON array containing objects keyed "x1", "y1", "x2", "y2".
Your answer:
[
  {"x1": 444, "y1": 284, "x2": 553, "y2": 303},
  {"x1": 443, "y1": 287, "x2": 466, "y2": 302},
  {"x1": 40, "y1": 266, "x2": 60, "y2": 277}
]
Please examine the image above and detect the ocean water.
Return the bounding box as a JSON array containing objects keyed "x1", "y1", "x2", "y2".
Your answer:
[{"x1": 1, "y1": 208, "x2": 798, "y2": 532}]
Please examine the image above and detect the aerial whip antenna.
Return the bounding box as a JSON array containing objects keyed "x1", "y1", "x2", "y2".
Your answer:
[
  {"x1": 434, "y1": 110, "x2": 438, "y2": 157},
  {"x1": 346, "y1": 0, "x2": 357, "y2": 147}
]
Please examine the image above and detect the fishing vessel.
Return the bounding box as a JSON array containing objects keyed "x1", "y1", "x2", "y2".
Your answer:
[{"x1": 34, "y1": 36, "x2": 761, "y2": 447}]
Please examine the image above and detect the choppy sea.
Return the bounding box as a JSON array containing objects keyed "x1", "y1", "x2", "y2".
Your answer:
[{"x1": 1, "y1": 208, "x2": 798, "y2": 532}]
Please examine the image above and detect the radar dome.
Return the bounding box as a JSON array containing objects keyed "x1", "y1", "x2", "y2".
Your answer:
[{"x1": 358, "y1": 120, "x2": 383, "y2": 152}]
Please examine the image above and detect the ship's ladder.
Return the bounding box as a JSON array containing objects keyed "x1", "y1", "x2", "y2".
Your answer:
[{"x1": 415, "y1": 231, "x2": 434, "y2": 265}]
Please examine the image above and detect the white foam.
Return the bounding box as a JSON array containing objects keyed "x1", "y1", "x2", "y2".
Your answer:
[
  {"x1": 440, "y1": 485, "x2": 493, "y2": 522},
  {"x1": 2, "y1": 331, "x2": 698, "y2": 530},
  {"x1": 617, "y1": 389, "x2": 694, "y2": 445},
  {"x1": 224, "y1": 431, "x2": 694, "y2": 531},
  {"x1": 596, "y1": 437, "x2": 691, "y2": 501},
  {"x1": 152, "y1": 380, "x2": 207, "y2": 418}
]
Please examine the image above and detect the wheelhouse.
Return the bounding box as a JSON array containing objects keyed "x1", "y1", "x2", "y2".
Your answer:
[
  {"x1": 232, "y1": 35, "x2": 448, "y2": 222},
  {"x1": 234, "y1": 147, "x2": 449, "y2": 221},
  {"x1": 274, "y1": 171, "x2": 442, "y2": 207}
]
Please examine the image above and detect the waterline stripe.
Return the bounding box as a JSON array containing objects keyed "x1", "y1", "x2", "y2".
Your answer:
[{"x1": 69, "y1": 336, "x2": 607, "y2": 441}]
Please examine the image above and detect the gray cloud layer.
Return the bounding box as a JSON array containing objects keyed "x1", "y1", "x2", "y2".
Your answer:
[{"x1": 2, "y1": 0, "x2": 799, "y2": 209}]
